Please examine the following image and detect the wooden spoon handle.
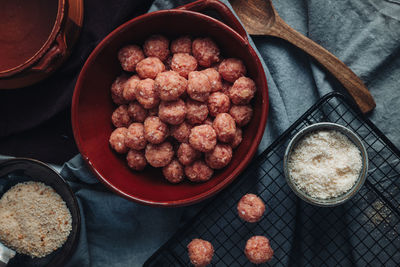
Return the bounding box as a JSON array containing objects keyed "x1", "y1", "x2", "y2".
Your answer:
[{"x1": 268, "y1": 17, "x2": 376, "y2": 114}]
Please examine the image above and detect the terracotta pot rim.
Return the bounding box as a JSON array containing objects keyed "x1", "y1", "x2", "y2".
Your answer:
[
  {"x1": 0, "y1": 0, "x2": 66, "y2": 78},
  {"x1": 72, "y1": 8, "x2": 269, "y2": 207}
]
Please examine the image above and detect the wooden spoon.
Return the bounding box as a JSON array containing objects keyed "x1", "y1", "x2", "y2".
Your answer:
[{"x1": 230, "y1": 0, "x2": 376, "y2": 114}]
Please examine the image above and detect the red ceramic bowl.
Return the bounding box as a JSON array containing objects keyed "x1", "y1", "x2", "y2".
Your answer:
[{"x1": 72, "y1": 0, "x2": 269, "y2": 207}]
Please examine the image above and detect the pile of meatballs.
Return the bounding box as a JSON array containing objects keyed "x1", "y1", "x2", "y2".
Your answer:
[{"x1": 109, "y1": 34, "x2": 256, "y2": 183}]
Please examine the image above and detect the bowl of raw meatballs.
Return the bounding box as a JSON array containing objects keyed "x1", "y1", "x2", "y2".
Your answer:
[{"x1": 72, "y1": 0, "x2": 269, "y2": 206}]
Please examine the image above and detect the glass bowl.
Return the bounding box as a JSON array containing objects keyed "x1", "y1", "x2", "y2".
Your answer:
[{"x1": 283, "y1": 122, "x2": 368, "y2": 207}]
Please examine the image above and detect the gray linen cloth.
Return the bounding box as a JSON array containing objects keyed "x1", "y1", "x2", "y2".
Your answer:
[{"x1": 64, "y1": 0, "x2": 400, "y2": 266}]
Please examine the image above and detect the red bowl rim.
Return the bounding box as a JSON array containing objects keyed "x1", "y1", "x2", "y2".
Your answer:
[{"x1": 72, "y1": 9, "x2": 269, "y2": 207}]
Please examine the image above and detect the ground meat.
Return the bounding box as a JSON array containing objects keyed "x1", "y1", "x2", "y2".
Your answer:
[
  {"x1": 186, "y1": 99, "x2": 209, "y2": 125},
  {"x1": 177, "y1": 143, "x2": 201, "y2": 166},
  {"x1": 143, "y1": 34, "x2": 170, "y2": 61},
  {"x1": 162, "y1": 159, "x2": 184, "y2": 183},
  {"x1": 154, "y1": 71, "x2": 187, "y2": 101},
  {"x1": 144, "y1": 116, "x2": 168, "y2": 144},
  {"x1": 187, "y1": 71, "x2": 212, "y2": 102},
  {"x1": 229, "y1": 77, "x2": 256, "y2": 105},
  {"x1": 136, "y1": 57, "x2": 165, "y2": 79},
  {"x1": 189, "y1": 125, "x2": 217, "y2": 152},
  {"x1": 212, "y1": 113, "x2": 236, "y2": 143},
  {"x1": 229, "y1": 128, "x2": 243, "y2": 149},
  {"x1": 201, "y1": 68, "x2": 222, "y2": 92},
  {"x1": 171, "y1": 36, "x2": 192, "y2": 54},
  {"x1": 125, "y1": 123, "x2": 147, "y2": 150},
  {"x1": 207, "y1": 92, "x2": 230, "y2": 117},
  {"x1": 123, "y1": 75, "x2": 140, "y2": 101},
  {"x1": 158, "y1": 99, "x2": 187, "y2": 125},
  {"x1": 145, "y1": 142, "x2": 174, "y2": 167},
  {"x1": 170, "y1": 122, "x2": 192, "y2": 143},
  {"x1": 187, "y1": 239, "x2": 214, "y2": 267},
  {"x1": 135, "y1": 78, "x2": 160, "y2": 109},
  {"x1": 237, "y1": 194, "x2": 265, "y2": 223},
  {"x1": 111, "y1": 105, "x2": 131, "y2": 128},
  {"x1": 118, "y1": 45, "x2": 145, "y2": 72},
  {"x1": 205, "y1": 144, "x2": 232, "y2": 169},
  {"x1": 185, "y1": 160, "x2": 214, "y2": 182},
  {"x1": 111, "y1": 93, "x2": 127, "y2": 105},
  {"x1": 220, "y1": 81, "x2": 231, "y2": 94},
  {"x1": 109, "y1": 127, "x2": 128, "y2": 154},
  {"x1": 111, "y1": 75, "x2": 129, "y2": 104},
  {"x1": 171, "y1": 53, "x2": 198, "y2": 78},
  {"x1": 245, "y1": 236, "x2": 274, "y2": 264},
  {"x1": 192, "y1": 37, "x2": 220, "y2": 67},
  {"x1": 218, "y1": 58, "x2": 246, "y2": 83},
  {"x1": 126, "y1": 150, "x2": 147, "y2": 171},
  {"x1": 127, "y1": 101, "x2": 148, "y2": 122},
  {"x1": 229, "y1": 105, "x2": 253, "y2": 127}
]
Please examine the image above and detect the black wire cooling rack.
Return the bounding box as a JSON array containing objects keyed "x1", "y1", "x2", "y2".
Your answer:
[{"x1": 144, "y1": 93, "x2": 400, "y2": 266}]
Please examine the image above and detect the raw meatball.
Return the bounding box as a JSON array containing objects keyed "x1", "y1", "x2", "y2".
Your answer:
[
  {"x1": 171, "y1": 53, "x2": 198, "y2": 78},
  {"x1": 135, "y1": 78, "x2": 160, "y2": 109},
  {"x1": 189, "y1": 125, "x2": 217, "y2": 152},
  {"x1": 111, "y1": 105, "x2": 131, "y2": 128},
  {"x1": 203, "y1": 117, "x2": 213, "y2": 126},
  {"x1": 158, "y1": 99, "x2": 187, "y2": 125},
  {"x1": 237, "y1": 194, "x2": 265, "y2": 223},
  {"x1": 201, "y1": 68, "x2": 222, "y2": 92},
  {"x1": 171, "y1": 36, "x2": 192, "y2": 54},
  {"x1": 144, "y1": 116, "x2": 168, "y2": 144},
  {"x1": 170, "y1": 122, "x2": 192, "y2": 143},
  {"x1": 229, "y1": 77, "x2": 256, "y2": 105},
  {"x1": 229, "y1": 128, "x2": 243, "y2": 149},
  {"x1": 123, "y1": 75, "x2": 140, "y2": 101},
  {"x1": 126, "y1": 150, "x2": 147, "y2": 171},
  {"x1": 127, "y1": 101, "x2": 148, "y2": 122},
  {"x1": 136, "y1": 57, "x2": 165, "y2": 79},
  {"x1": 205, "y1": 144, "x2": 232, "y2": 169},
  {"x1": 109, "y1": 127, "x2": 128, "y2": 154},
  {"x1": 155, "y1": 71, "x2": 187, "y2": 101},
  {"x1": 187, "y1": 239, "x2": 214, "y2": 267},
  {"x1": 218, "y1": 58, "x2": 246, "y2": 83},
  {"x1": 187, "y1": 71, "x2": 212, "y2": 102},
  {"x1": 213, "y1": 113, "x2": 236, "y2": 143},
  {"x1": 162, "y1": 159, "x2": 184, "y2": 183},
  {"x1": 143, "y1": 34, "x2": 170, "y2": 61},
  {"x1": 245, "y1": 236, "x2": 274, "y2": 264},
  {"x1": 207, "y1": 92, "x2": 230, "y2": 117},
  {"x1": 145, "y1": 142, "x2": 174, "y2": 167},
  {"x1": 229, "y1": 105, "x2": 253, "y2": 127},
  {"x1": 185, "y1": 160, "x2": 214, "y2": 182},
  {"x1": 221, "y1": 81, "x2": 231, "y2": 94},
  {"x1": 186, "y1": 99, "x2": 209, "y2": 125},
  {"x1": 111, "y1": 75, "x2": 129, "y2": 104},
  {"x1": 177, "y1": 143, "x2": 201, "y2": 166},
  {"x1": 118, "y1": 45, "x2": 145, "y2": 72},
  {"x1": 125, "y1": 123, "x2": 147, "y2": 150},
  {"x1": 192, "y1": 37, "x2": 220, "y2": 67}
]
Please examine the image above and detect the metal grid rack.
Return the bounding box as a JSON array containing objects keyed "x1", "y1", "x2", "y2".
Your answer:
[{"x1": 144, "y1": 93, "x2": 400, "y2": 266}]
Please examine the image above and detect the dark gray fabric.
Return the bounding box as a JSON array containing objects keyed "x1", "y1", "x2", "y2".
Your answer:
[{"x1": 62, "y1": 0, "x2": 400, "y2": 266}]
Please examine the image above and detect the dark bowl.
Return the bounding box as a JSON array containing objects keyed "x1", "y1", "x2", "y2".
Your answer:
[
  {"x1": 0, "y1": 158, "x2": 80, "y2": 267},
  {"x1": 72, "y1": 0, "x2": 269, "y2": 207}
]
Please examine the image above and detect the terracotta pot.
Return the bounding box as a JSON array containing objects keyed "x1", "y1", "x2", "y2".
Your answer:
[
  {"x1": 72, "y1": 0, "x2": 269, "y2": 207},
  {"x1": 0, "y1": 0, "x2": 83, "y2": 89}
]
